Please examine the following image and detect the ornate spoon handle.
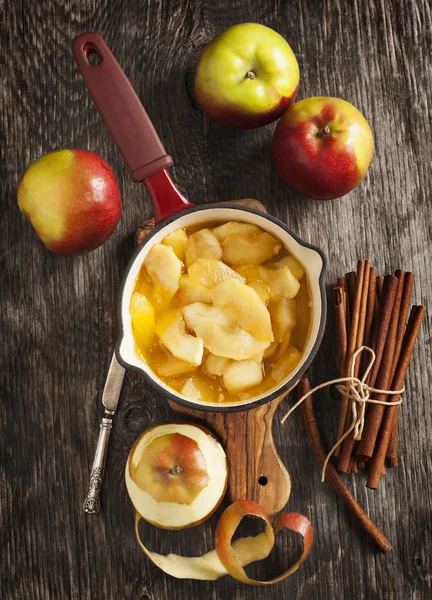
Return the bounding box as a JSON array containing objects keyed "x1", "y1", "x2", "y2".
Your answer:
[{"x1": 83, "y1": 413, "x2": 113, "y2": 514}]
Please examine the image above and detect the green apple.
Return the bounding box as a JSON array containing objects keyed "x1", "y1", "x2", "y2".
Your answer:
[{"x1": 195, "y1": 23, "x2": 299, "y2": 128}]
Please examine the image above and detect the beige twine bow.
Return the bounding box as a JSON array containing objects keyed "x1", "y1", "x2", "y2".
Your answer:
[{"x1": 281, "y1": 346, "x2": 405, "y2": 482}]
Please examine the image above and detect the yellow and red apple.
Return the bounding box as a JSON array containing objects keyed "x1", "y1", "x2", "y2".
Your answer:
[
  {"x1": 195, "y1": 23, "x2": 299, "y2": 128},
  {"x1": 272, "y1": 97, "x2": 374, "y2": 200},
  {"x1": 17, "y1": 149, "x2": 122, "y2": 255},
  {"x1": 126, "y1": 422, "x2": 228, "y2": 529}
]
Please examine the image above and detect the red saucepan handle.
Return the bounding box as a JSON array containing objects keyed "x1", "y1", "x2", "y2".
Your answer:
[{"x1": 72, "y1": 32, "x2": 193, "y2": 223}]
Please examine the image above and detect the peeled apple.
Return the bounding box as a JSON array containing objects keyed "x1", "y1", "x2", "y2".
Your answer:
[{"x1": 126, "y1": 423, "x2": 228, "y2": 529}]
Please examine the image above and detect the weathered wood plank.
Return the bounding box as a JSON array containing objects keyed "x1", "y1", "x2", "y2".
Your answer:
[{"x1": 1, "y1": 0, "x2": 431, "y2": 598}]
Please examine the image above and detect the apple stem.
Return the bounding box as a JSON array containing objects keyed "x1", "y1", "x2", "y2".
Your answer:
[
  {"x1": 170, "y1": 465, "x2": 182, "y2": 475},
  {"x1": 246, "y1": 70, "x2": 256, "y2": 80},
  {"x1": 317, "y1": 125, "x2": 331, "y2": 137}
]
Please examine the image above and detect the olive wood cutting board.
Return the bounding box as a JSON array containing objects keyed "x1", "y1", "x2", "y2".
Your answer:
[{"x1": 136, "y1": 199, "x2": 291, "y2": 515}]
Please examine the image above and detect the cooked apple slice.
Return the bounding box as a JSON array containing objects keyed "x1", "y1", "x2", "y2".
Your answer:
[
  {"x1": 263, "y1": 341, "x2": 279, "y2": 359},
  {"x1": 274, "y1": 254, "x2": 305, "y2": 280},
  {"x1": 156, "y1": 309, "x2": 203, "y2": 366},
  {"x1": 150, "y1": 283, "x2": 176, "y2": 313},
  {"x1": 263, "y1": 267, "x2": 300, "y2": 299},
  {"x1": 267, "y1": 297, "x2": 297, "y2": 343},
  {"x1": 162, "y1": 228, "x2": 188, "y2": 261},
  {"x1": 130, "y1": 291, "x2": 156, "y2": 350},
  {"x1": 289, "y1": 281, "x2": 311, "y2": 349},
  {"x1": 234, "y1": 264, "x2": 261, "y2": 279},
  {"x1": 271, "y1": 346, "x2": 302, "y2": 383},
  {"x1": 275, "y1": 331, "x2": 293, "y2": 360},
  {"x1": 248, "y1": 280, "x2": 270, "y2": 303},
  {"x1": 205, "y1": 353, "x2": 231, "y2": 377},
  {"x1": 212, "y1": 278, "x2": 273, "y2": 342},
  {"x1": 183, "y1": 302, "x2": 236, "y2": 332},
  {"x1": 179, "y1": 275, "x2": 212, "y2": 304},
  {"x1": 155, "y1": 353, "x2": 197, "y2": 378},
  {"x1": 212, "y1": 221, "x2": 261, "y2": 241},
  {"x1": 135, "y1": 270, "x2": 153, "y2": 298},
  {"x1": 181, "y1": 376, "x2": 218, "y2": 403},
  {"x1": 221, "y1": 232, "x2": 281, "y2": 265},
  {"x1": 222, "y1": 359, "x2": 263, "y2": 393},
  {"x1": 234, "y1": 265, "x2": 270, "y2": 302},
  {"x1": 194, "y1": 322, "x2": 270, "y2": 360},
  {"x1": 184, "y1": 229, "x2": 222, "y2": 267},
  {"x1": 144, "y1": 243, "x2": 182, "y2": 293},
  {"x1": 188, "y1": 258, "x2": 245, "y2": 287}
]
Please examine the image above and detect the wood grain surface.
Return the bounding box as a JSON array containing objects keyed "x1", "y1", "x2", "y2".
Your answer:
[{"x1": 1, "y1": 1, "x2": 431, "y2": 599}]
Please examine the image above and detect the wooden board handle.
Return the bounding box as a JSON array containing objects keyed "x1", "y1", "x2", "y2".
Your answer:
[{"x1": 168, "y1": 392, "x2": 291, "y2": 515}]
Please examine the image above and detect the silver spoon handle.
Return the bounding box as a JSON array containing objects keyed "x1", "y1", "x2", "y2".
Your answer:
[{"x1": 83, "y1": 414, "x2": 113, "y2": 514}]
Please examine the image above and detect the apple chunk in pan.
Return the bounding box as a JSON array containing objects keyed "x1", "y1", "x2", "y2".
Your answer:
[
  {"x1": 144, "y1": 243, "x2": 182, "y2": 292},
  {"x1": 184, "y1": 229, "x2": 222, "y2": 267},
  {"x1": 156, "y1": 309, "x2": 203, "y2": 366},
  {"x1": 211, "y1": 278, "x2": 273, "y2": 342},
  {"x1": 195, "y1": 322, "x2": 270, "y2": 361}
]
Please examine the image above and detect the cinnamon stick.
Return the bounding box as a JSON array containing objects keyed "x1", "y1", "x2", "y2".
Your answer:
[
  {"x1": 334, "y1": 280, "x2": 348, "y2": 459},
  {"x1": 361, "y1": 267, "x2": 377, "y2": 369},
  {"x1": 299, "y1": 379, "x2": 392, "y2": 553},
  {"x1": 392, "y1": 272, "x2": 414, "y2": 370},
  {"x1": 345, "y1": 271, "x2": 356, "y2": 317},
  {"x1": 391, "y1": 271, "x2": 407, "y2": 342},
  {"x1": 367, "y1": 275, "x2": 398, "y2": 381},
  {"x1": 334, "y1": 287, "x2": 348, "y2": 376},
  {"x1": 386, "y1": 272, "x2": 415, "y2": 467},
  {"x1": 349, "y1": 457, "x2": 359, "y2": 474},
  {"x1": 338, "y1": 261, "x2": 371, "y2": 472},
  {"x1": 367, "y1": 306, "x2": 426, "y2": 488},
  {"x1": 345, "y1": 262, "x2": 366, "y2": 376},
  {"x1": 354, "y1": 262, "x2": 371, "y2": 370},
  {"x1": 386, "y1": 422, "x2": 399, "y2": 468},
  {"x1": 376, "y1": 275, "x2": 384, "y2": 298},
  {"x1": 335, "y1": 262, "x2": 366, "y2": 461},
  {"x1": 355, "y1": 268, "x2": 378, "y2": 454},
  {"x1": 337, "y1": 276, "x2": 350, "y2": 340},
  {"x1": 356, "y1": 274, "x2": 405, "y2": 460},
  {"x1": 374, "y1": 275, "x2": 384, "y2": 317}
]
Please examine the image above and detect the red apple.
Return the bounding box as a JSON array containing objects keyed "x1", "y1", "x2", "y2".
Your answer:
[
  {"x1": 194, "y1": 23, "x2": 299, "y2": 128},
  {"x1": 272, "y1": 97, "x2": 374, "y2": 200},
  {"x1": 126, "y1": 422, "x2": 228, "y2": 529},
  {"x1": 17, "y1": 149, "x2": 122, "y2": 255}
]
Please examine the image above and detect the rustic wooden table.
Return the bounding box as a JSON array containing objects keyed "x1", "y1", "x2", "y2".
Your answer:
[{"x1": 1, "y1": 1, "x2": 431, "y2": 598}]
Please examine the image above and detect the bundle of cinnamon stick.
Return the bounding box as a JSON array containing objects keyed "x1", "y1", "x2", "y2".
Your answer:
[{"x1": 333, "y1": 260, "x2": 425, "y2": 489}]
